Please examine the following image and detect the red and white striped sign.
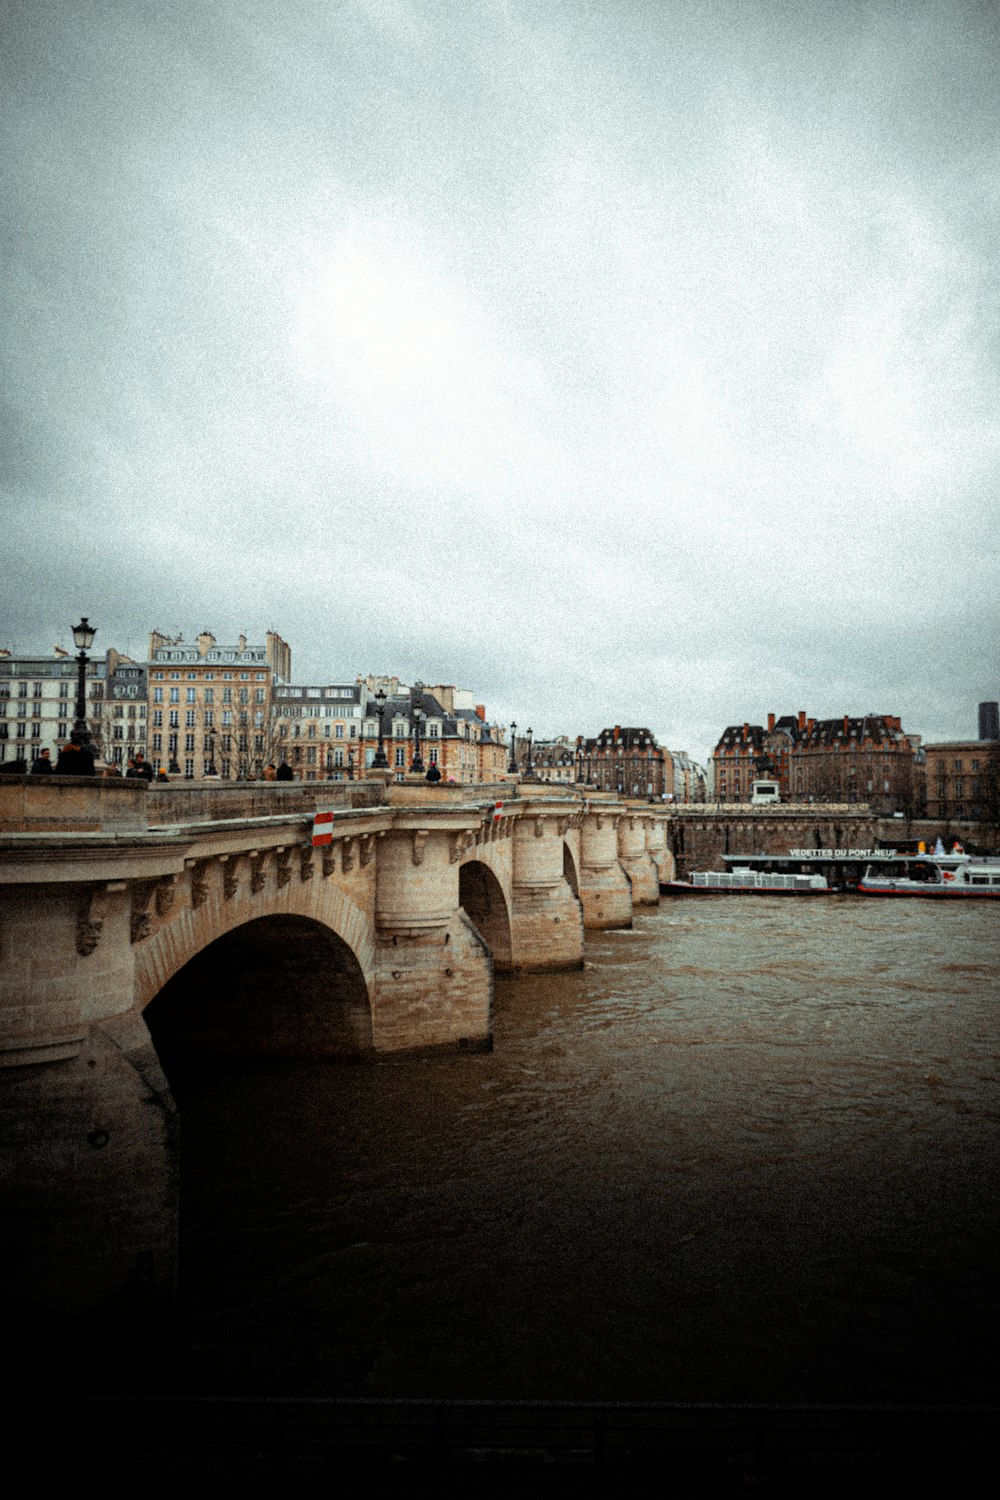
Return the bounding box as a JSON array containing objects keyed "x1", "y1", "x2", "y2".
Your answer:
[
  {"x1": 493, "y1": 800, "x2": 504, "y2": 822},
  {"x1": 311, "y1": 810, "x2": 335, "y2": 846}
]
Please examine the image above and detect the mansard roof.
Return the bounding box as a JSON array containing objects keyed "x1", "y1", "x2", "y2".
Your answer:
[
  {"x1": 803, "y1": 714, "x2": 906, "y2": 746},
  {"x1": 588, "y1": 726, "x2": 660, "y2": 751},
  {"x1": 716, "y1": 723, "x2": 765, "y2": 752}
]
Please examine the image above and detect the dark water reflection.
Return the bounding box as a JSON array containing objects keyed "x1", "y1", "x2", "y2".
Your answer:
[{"x1": 166, "y1": 899, "x2": 1000, "y2": 1404}]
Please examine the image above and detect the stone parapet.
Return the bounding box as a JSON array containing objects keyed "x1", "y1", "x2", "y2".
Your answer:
[{"x1": 0, "y1": 774, "x2": 148, "y2": 832}]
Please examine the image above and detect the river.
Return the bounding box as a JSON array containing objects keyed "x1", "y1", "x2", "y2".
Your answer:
[{"x1": 155, "y1": 897, "x2": 999, "y2": 1406}]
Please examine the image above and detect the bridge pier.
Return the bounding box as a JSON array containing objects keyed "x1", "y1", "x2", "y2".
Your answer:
[
  {"x1": 617, "y1": 812, "x2": 661, "y2": 905},
  {"x1": 577, "y1": 806, "x2": 632, "y2": 929},
  {"x1": 0, "y1": 880, "x2": 178, "y2": 1320},
  {"x1": 508, "y1": 808, "x2": 584, "y2": 972},
  {"x1": 374, "y1": 821, "x2": 493, "y2": 1051}
]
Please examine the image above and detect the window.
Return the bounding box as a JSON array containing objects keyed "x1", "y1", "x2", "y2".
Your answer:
[
  {"x1": 395, "y1": 746, "x2": 405, "y2": 767},
  {"x1": 184, "y1": 758, "x2": 194, "y2": 778},
  {"x1": 169, "y1": 710, "x2": 179, "y2": 728},
  {"x1": 169, "y1": 688, "x2": 179, "y2": 704},
  {"x1": 255, "y1": 688, "x2": 265, "y2": 704},
  {"x1": 31, "y1": 722, "x2": 41, "y2": 739},
  {"x1": 204, "y1": 709, "x2": 214, "y2": 727},
  {"x1": 185, "y1": 734, "x2": 195, "y2": 751},
  {"x1": 32, "y1": 682, "x2": 42, "y2": 698},
  {"x1": 186, "y1": 688, "x2": 196, "y2": 703},
  {"x1": 334, "y1": 749, "x2": 344, "y2": 767},
  {"x1": 223, "y1": 688, "x2": 232, "y2": 705},
  {"x1": 153, "y1": 710, "x2": 162, "y2": 727},
  {"x1": 204, "y1": 688, "x2": 214, "y2": 705},
  {"x1": 153, "y1": 687, "x2": 163, "y2": 703},
  {"x1": 185, "y1": 710, "x2": 196, "y2": 727}
]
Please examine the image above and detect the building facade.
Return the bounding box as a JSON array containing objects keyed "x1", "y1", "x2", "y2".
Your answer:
[
  {"x1": 0, "y1": 648, "x2": 111, "y2": 764},
  {"x1": 146, "y1": 629, "x2": 291, "y2": 779},
  {"x1": 923, "y1": 741, "x2": 1000, "y2": 824},
  {"x1": 579, "y1": 727, "x2": 669, "y2": 799},
  {"x1": 713, "y1": 710, "x2": 920, "y2": 812},
  {"x1": 270, "y1": 682, "x2": 366, "y2": 778}
]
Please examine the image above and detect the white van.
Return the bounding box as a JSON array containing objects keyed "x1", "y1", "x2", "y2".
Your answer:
[{"x1": 750, "y1": 779, "x2": 781, "y2": 805}]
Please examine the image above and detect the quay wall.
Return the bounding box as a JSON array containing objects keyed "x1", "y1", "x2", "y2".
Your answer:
[{"x1": 665, "y1": 805, "x2": 1000, "y2": 876}]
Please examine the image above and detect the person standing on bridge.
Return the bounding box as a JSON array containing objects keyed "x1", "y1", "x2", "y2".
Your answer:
[
  {"x1": 30, "y1": 748, "x2": 53, "y2": 774},
  {"x1": 276, "y1": 760, "x2": 294, "y2": 781}
]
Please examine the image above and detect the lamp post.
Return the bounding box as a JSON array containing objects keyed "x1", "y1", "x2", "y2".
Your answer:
[
  {"x1": 526, "y1": 727, "x2": 534, "y2": 778},
  {"x1": 411, "y1": 704, "x2": 426, "y2": 773},
  {"x1": 576, "y1": 738, "x2": 585, "y2": 785},
  {"x1": 206, "y1": 729, "x2": 217, "y2": 777},
  {"x1": 71, "y1": 616, "x2": 96, "y2": 748},
  {"x1": 507, "y1": 721, "x2": 518, "y2": 775},
  {"x1": 371, "y1": 688, "x2": 389, "y2": 770},
  {"x1": 347, "y1": 747, "x2": 355, "y2": 780}
]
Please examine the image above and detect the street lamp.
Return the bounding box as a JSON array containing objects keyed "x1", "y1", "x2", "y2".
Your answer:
[
  {"x1": 206, "y1": 729, "x2": 217, "y2": 777},
  {"x1": 526, "y1": 727, "x2": 534, "y2": 777},
  {"x1": 411, "y1": 703, "x2": 426, "y2": 773},
  {"x1": 507, "y1": 721, "x2": 518, "y2": 775},
  {"x1": 371, "y1": 688, "x2": 389, "y2": 770},
  {"x1": 576, "y1": 738, "x2": 586, "y2": 784},
  {"x1": 71, "y1": 616, "x2": 97, "y2": 748},
  {"x1": 347, "y1": 747, "x2": 355, "y2": 780}
]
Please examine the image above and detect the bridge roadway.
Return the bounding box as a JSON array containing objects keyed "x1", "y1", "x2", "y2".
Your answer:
[{"x1": 2, "y1": 776, "x2": 902, "y2": 1318}]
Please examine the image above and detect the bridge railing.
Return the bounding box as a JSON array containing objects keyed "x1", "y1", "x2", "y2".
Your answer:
[{"x1": 147, "y1": 779, "x2": 385, "y2": 826}]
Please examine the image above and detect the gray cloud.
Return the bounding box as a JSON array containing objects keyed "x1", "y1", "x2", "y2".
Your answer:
[{"x1": 2, "y1": 0, "x2": 998, "y2": 760}]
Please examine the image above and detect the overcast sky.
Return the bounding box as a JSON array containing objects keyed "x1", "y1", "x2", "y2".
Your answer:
[{"x1": 3, "y1": 0, "x2": 998, "y2": 762}]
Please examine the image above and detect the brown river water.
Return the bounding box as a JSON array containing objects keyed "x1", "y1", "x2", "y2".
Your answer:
[{"x1": 156, "y1": 897, "x2": 999, "y2": 1405}]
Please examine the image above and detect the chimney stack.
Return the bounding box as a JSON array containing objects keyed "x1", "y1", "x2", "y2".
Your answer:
[
  {"x1": 797, "y1": 710, "x2": 806, "y2": 731},
  {"x1": 767, "y1": 713, "x2": 775, "y2": 732}
]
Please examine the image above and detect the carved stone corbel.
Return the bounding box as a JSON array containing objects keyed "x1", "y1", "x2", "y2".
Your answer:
[
  {"x1": 341, "y1": 838, "x2": 355, "y2": 873},
  {"x1": 299, "y1": 847, "x2": 314, "y2": 882},
  {"x1": 411, "y1": 830, "x2": 429, "y2": 867},
  {"x1": 221, "y1": 855, "x2": 239, "y2": 901},
  {"x1": 557, "y1": 817, "x2": 569, "y2": 838},
  {"x1": 448, "y1": 832, "x2": 464, "y2": 864},
  {"x1": 360, "y1": 834, "x2": 375, "y2": 867},
  {"x1": 130, "y1": 881, "x2": 156, "y2": 944},
  {"x1": 155, "y1": 873, "x2": 179, "y2": 917},
  {"x1": 321, "y1": 844, "x2": 337, "y2": 878},
  {"x1": 185, "y1": 859, "x2": 209, "y2": 908},
  {"x1": 250, "y1": 851, "x2": 266, "y2": 893},
  {"x1": 76, "y1": 881, "x2": 124, "y2": 957},
  {"x1": 274, "y1": 847, "x2": 291, "y2": 888},
  {"x1": 534, "y1": 817, "x2": 545, "y2": 838}
]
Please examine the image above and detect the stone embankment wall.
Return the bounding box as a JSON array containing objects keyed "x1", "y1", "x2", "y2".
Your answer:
[
  {"x1": 666, "y1": 806, "x2": 879, "y2": 877},
  {"x1": 665, "y1": 805, "x2": 1000, "y2": 875}
]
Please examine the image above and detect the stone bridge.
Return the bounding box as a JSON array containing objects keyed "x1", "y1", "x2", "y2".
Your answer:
[{"x1": 0, "y1": 775, "x2": 672, "y2": 1319}]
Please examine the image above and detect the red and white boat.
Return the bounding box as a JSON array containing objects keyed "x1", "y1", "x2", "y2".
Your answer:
[{"x1": 858, "y1": 855, "x2": 1000, "y2": 898}]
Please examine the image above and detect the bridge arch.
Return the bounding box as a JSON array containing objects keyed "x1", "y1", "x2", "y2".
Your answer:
[
  {"x1": 458, "y1": 859, "x2": 513, "y2": 973},
  {"x1": 144, "y1": 912, "x2": 372, "y2": 1061},
  {"x1": 136, "y1": 876, "x2": 375, "y2": 1061}
]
